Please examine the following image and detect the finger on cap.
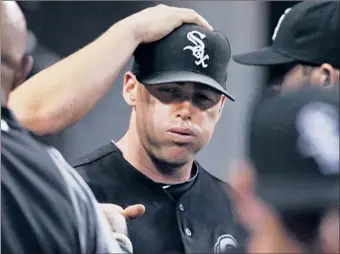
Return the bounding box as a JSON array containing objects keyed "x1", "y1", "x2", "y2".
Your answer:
[{"x1": 178, "y1": 7, "x2": 213, "y2": 31}]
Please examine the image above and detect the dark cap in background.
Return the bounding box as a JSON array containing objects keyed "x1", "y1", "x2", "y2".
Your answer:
[
  {"x1": 249, "y1": 86, "x2": 339, "y2": 212},
  {"x1": 233, "y1": 1, "x2": 340, "y2": 68},
  {"x1": 132, "y1": 24, "x2": 234, "y2": 101}
]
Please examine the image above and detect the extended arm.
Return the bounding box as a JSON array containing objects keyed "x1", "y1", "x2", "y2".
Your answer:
[{"x1": 8, "y1": 5, "x2": 211, "y2": 135}]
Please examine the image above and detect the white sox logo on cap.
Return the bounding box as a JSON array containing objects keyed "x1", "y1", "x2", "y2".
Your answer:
[
  {"x1": 214, "y1": 234, "x2": 238, "y2": 253},
  {"x1": 272, "y1": 7, "x2": 291, "y2": 41},
  {"x1": 296, "y1": 102, "x2": 339, "y2": 175},
  {"x1": 183, "y1": 30, "x2": 210, "y2": 68}
]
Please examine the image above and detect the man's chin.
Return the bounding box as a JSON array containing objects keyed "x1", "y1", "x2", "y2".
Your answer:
[{"x1": 162, "y1": 146, "x2": 195, "y2": 165}]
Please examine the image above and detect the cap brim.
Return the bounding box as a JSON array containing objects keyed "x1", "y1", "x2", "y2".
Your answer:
[
  {"x1": 232, "y1": 47, "x2": 296, "y2": 66},
  {"x1": 139, "y1": 70, "x2": 235, "y2": 101},
  {"x1": 256, "y1": 176, "x2": 340, "y2": 212}
]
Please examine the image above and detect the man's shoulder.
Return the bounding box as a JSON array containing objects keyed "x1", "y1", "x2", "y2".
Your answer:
[
  {"x1": 71, "y1": 142, "x2": 125, "y2": 188},
  {"x1": 196, "y1": 162, "x2": 239, "y2": 203},
  {"x1": 72, "y1": 141, "x2": 118, "y2": 168},
  {"x1": 198, "y1": 162, "x2": 232, "y2": 188}
]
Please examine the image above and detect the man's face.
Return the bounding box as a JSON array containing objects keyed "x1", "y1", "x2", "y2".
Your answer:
[
  {"x1": 282, "y1": 64, "x2": 311, "y2": 91},
  {"x1": 135, "y1": 82, "x2": 225, "y2": 166},
  {"x1": 273, "y1": 63, "x2": 314, "y2": 92},
  {"x1": 275, "y1": 62, "x2": 339, "y2": 93}
]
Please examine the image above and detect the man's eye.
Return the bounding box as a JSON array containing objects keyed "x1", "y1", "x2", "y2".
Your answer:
[
  {"x1": 196, "y1": 93, "x2": 211, "y2": 101},
  {"x1": 160, "y1": 88, "x2": 180, "y2": 94}
]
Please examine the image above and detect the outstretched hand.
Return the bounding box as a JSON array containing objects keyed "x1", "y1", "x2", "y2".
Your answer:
[{"x1": 99, "y1": 203, "x2": 145, "y2": 236}]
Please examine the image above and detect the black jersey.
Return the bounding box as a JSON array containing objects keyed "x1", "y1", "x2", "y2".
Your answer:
[{"x1": 73, "y1": 141, "x2": 248, "y2": 254}]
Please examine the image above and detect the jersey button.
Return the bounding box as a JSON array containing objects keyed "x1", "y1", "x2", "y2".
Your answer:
[
  {"x1": 179, "y1": 204, "x2": 185, "y2": 211},
  {"x1": 185, "y1": 228, "x2": 192, "y2": 237}
]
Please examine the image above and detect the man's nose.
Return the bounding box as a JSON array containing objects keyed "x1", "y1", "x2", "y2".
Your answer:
[{"x1": 176, "y1": 99, "x2": 195, "y2": 121}]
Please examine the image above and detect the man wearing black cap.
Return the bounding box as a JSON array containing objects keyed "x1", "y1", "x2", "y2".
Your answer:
[
  {"x1": 230, "y1": 86, "x2": 339, "y2": 253},
  {"x1": 73, "y1": 24, "x2": 247, "y2": 254},
  {"x1": 233, "y1": 1, "x2": 340, "y2": 92}
]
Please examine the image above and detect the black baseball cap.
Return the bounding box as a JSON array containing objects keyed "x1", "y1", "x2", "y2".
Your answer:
[
  {"x1": 131, "y1": 24, "x2": 235, "y2": 101},
  {"x1": 233, "y1": 1, "x2": 340, "y2": 68},
  {"x1": 249, "y1": 86, "x2": 339, "y2": 212}
]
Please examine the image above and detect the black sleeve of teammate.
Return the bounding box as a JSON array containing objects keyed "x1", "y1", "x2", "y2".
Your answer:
[
  {"x1": 45, "y1": 146, "x2": 127, "y2": 253},
  {"x1": 1, "y1": 110, "x2": 124, "y2": 254}
]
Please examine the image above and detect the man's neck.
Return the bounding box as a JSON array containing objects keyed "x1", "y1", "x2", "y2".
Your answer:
[{"x1": 116, "y1": 131, "x2": 194, "y2": 184}]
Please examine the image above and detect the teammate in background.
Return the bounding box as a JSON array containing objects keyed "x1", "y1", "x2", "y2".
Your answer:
[
  {"x1": 233, "y1": 1, "x2": 340, "y2": 93},
  {"x1": 231, "y1": 3, "x2": 340, "y2": 253},
  {"x1": 231, "y1": 87, "x2": 339, "y2": 253}
]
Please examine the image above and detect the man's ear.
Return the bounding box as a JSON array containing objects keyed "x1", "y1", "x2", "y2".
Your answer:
[
  {"x1": 123, "y1": 72, "x2": 138, "y2": 106},
  {"x1": 216, "y1": 95, "x2": 226, "y2": 122},
  {"x1": 319, "y1": 63, "x2": 339, "y2": 88},
  {"x1": 13, "y1": 55, "x2": 33, "y2": 90}
]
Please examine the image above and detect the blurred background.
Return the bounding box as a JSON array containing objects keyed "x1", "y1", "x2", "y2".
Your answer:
[{"x1": 19, "y1": 1, "x2": 301, "y2": 181}]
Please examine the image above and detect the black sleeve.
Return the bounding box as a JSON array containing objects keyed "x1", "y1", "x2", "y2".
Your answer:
[
  {"x1": 1, "y1": 118, "x2": 125, "y2": 254},
  {"x1": 45, "y1": 146, "x2": 126, "y2": 253},
  {"x1": 1, "y1": 129, "x2": 82, "y2": 254}
]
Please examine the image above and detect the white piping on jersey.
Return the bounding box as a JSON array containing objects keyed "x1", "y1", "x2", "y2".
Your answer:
[
  {"x1": 46, "y1": 146, "x2": 124, "y2": 253},
  {"x1": 1, "y1": 119, "x2": 10, "y2": 132}
]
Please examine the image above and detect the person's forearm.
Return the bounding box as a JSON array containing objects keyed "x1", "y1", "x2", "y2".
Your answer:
[{"x1": 8, "y1": 18, "x2": 141, "y2": 135}]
